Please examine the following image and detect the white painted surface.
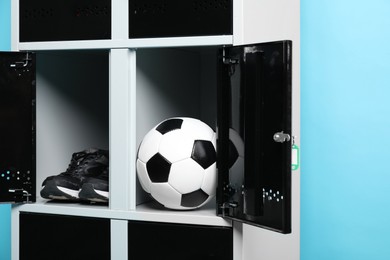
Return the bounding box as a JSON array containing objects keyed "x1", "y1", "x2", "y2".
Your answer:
[
  {"x1": 10, "y1": 198, "x2": 230, "y2": 227},
  {"x1": 10, "y1": 0, "x2": 19, "y2": 50},
  {"x1": 239, "y1": 1, "x2": 300, "y2": 260},
  {"x1": 16, "y1": 36, "x2": 233, "y2": 51},
  {"x1": 111, "y1": 0, "x2": 128, "y2": 40},
  {"x1": 111, "y1": 219, "x2": 128, "y2": 260},
  {"x1": 109, "y1": 49, "x2": 132, "y2": 211}
]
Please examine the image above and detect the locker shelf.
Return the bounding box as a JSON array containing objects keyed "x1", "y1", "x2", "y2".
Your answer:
[
  {"x1": 16, "y1": 36, "x2": 233, "y2": 51},
  {"x1": 14, "y1": 198, "x2": 231, "y2": 227},
  {"x1": 134, "y1": 200, "x2": 231, "y2": 227}
]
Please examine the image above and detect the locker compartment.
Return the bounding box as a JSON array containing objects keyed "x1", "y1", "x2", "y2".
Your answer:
[
  {"x1": 35, "y1": 50, "x2": 109, "y2": 205},
  {"x1": 134, "y1": 42, "x2": 292, "y2": 234},
  {"x1": 128, "y1": 220, "x2": 232, "y2": 260},
  {"x1": 19, "y1": 0, "x2": 111, "y2": 42},
  {"x1": 0, "y1": 51, "x2": 109, "y2": 206},
  {"x1": 20, "y1": 212, "x2": 110, "y2": 260},
  {"x1": 129, "y1": 0, "x2": 233, "y2": 38},
  {"x1": 135, "y1": 47, "x2": 219, "y2": 212}
]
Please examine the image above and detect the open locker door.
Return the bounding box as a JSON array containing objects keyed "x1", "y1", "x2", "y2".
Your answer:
[
  {"x1": 217, "y1": 41, "x2": 292, "y2": 233},
  {"x1": 0, "y1": 52, "x2": 36, "y2": 203}
]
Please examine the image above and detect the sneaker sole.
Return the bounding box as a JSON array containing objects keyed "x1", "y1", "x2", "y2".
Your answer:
[
  {"x1": 79, "y1": 183, "x2": 109, "y2": 203},
  {"x1": 40, "y1": 180, "x2": 80, "y2": 200}
]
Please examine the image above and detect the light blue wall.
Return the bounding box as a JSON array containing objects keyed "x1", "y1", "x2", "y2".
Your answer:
[
  {"x1": 0, "y1": 0, "x2": 11, "y2": 259},
  {"x1": 0, "y1": 203, "x2": 10, "y2": 260},
  {"x1": 0, "y1": 0, "x2": 10, "y2": 50},
  {"x1": 301, "y1": 0, "x2": 390, "y2": 259}
]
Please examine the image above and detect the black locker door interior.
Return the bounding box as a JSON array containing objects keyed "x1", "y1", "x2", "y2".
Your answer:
[
  {"x1": 0, "y1": 52, "x2": 36, "y2": 203},
  {"x1": 217, "y1": 41, "x2": 292, "y2": 233}
]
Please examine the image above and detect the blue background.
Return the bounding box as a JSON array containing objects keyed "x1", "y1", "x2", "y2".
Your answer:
[
  {"x1": 301, "y1": 0, "x2": 390, "y2": 259},
  {"x1": 1, "y1": 0, "x2": 390, "y2": 259}
]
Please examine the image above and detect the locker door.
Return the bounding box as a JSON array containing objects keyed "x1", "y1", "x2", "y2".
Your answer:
[
  {"x1": 217, "y1": 41, "x2": 292, "y2": 233},
  {"x1": 0, "y1": 52, "x2": 36, "y2": 203},
  {"x1": 19, "y1": 0, "x2": 111, "y2": 42},
  {"x1": 128, "y1": 221, "x2": 232, "y2": 260},
  {"x1": 20, "y1": 213, "x2": 110, "y2": 260}
]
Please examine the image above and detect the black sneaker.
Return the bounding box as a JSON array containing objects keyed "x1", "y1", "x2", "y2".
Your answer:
[
  {"x1": 40, "y1": 148, "x2": 109, "y2": 201},
  {"x1": 79, "y1": 167, "x2": 109, "y2": 203}
]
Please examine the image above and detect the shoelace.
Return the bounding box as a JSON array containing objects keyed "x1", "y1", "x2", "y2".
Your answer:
[
  {"x1": 58, "y1": 149, "x2": 108, "y2": 178},
  {"x1": 62, "y1": 152, "x2": 97, "y2": 176}
]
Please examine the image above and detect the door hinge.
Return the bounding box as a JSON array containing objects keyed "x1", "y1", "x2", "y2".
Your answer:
[
  {"x1": 220, "y1": 201, "x2": 239, "y2": 217},
  {"x1": 221, "y1": 47, "x2": 239, "y2": 76},
  {"x1": 9, "y1": 52, "x2": 32, "y2": 69},
  {"x1": 8, "y1": 189, "x2": 33, "y2": 203},
  {"x1": 222, "y1": 47, "x2": 239, "y2": 65}
]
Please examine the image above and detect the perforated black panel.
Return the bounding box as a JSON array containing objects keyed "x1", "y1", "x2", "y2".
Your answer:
[
  {"x1": 129, "y1": 0, "x2": 232, "y2": 38},
  {"x1": 20, "y1": 0, "x2": 111, "y2": 42}
]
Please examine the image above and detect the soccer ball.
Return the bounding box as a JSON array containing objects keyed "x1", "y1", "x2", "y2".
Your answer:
[{"x1": 136, "y1": 117, "x2": 217, "y2": 210}]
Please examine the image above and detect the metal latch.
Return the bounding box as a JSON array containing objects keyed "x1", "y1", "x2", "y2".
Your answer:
[
  {"x1": 9, "y1": 189, "x2": 33, "y2": 203},
  {"x1": 273, "y1": 131, "x2": 291, "y2": 143},
  {"x1": 9, "y1": 52, "x2": 32, "y2": 69}
]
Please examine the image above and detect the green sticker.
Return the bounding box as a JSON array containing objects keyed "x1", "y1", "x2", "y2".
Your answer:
[{"x1": 292, "y1": 144, "x2": 300, "y2": 171}]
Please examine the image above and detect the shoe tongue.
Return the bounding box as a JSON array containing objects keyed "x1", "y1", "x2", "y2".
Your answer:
[{"x1": 73, "y1": 148, "x2": 99, "y2": 160}]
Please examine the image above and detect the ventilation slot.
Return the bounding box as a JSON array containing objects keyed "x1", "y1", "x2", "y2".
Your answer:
[
  {"x1": 192, "y1": 0, "x2": 230, "y2": 12},
  {"x1": 75, "y1": 5, "x2": 110, "y2": 18},
  {"x1": 23, "y1": 8, "x2": 54, "y2": 20},
  {"x1": 131, "y1": 3, "x2": 167, "y2": 16}
]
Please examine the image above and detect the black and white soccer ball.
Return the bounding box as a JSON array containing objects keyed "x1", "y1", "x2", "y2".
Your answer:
[{"x1": 136, "y1": 117, "x2": 217, "y2": 210}]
